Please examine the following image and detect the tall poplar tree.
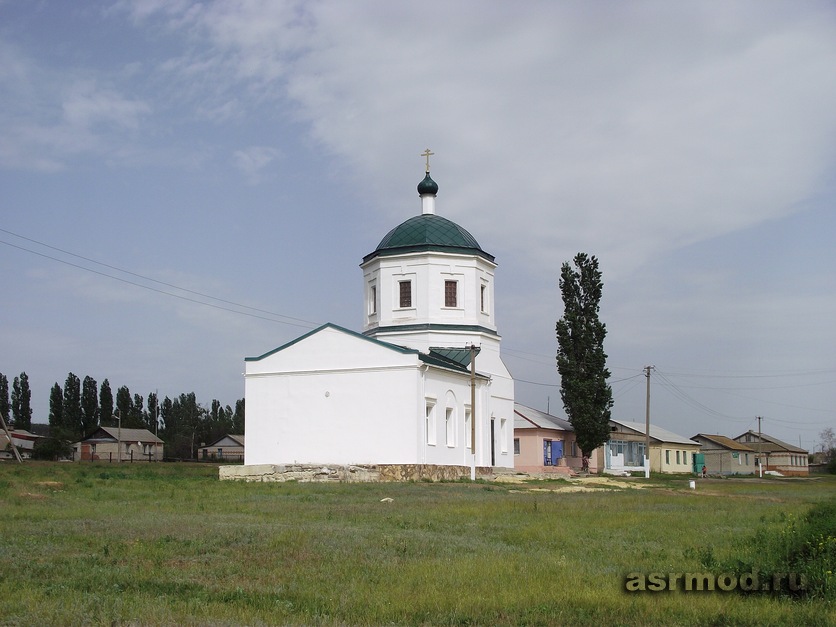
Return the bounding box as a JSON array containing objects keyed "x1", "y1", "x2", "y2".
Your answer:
[
  {"x1": 147, "y1": 392, "x2": 159, "y2": 433},
  {"x1": 49, "y1": 383, "x2": 64, "y2": 429},
  {"x1": 115, "y1": 386, "x2": 132, "y2": 426},
  {"x1": 63, "y1": 373, "x2": 82, "y2": 438},
  {"x1": 556, "y1": 253, "x2": 613, "y2": 458},
  {"x1": 81, "y1": 376, "x2": 99, "y2": 436},
  {"x1": 0, "y1": 374, "x2": 10, "y2": 428},
  {"x1": 232, "y1": 398, "x2": 245, "y2": 434},
  {"x1": 100, "y1": 379, "x2": 114, "y2": 427}
]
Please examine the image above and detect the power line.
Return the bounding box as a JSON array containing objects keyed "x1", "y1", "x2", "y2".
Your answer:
[{"x1": 0, "y1": 230, "x2": 319, "y2": 329}]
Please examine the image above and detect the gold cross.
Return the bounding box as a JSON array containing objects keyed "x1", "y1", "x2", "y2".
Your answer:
[{"x1": 421, "y1": 148, "x2": 434, "y2": 173}]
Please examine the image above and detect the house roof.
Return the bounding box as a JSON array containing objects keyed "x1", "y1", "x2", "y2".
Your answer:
[
  {"x1": 80, "y1": 426, "x2": 163, "y2": 445},
  {"x1": 691, "y1": 433, "x2": 754, "y2": 452},
  {"x1": 514, "y1": 403, "x2": 573, "y2": 432},
  {"x1": 201, "y1": 434, "x2": 245, "y2": 449},
  {"x1": 734, "y1": 430, "x2": 807, "y2": 453},
  {"x1": 610, "y1": 420, "x2": 697, "y2": 446}
]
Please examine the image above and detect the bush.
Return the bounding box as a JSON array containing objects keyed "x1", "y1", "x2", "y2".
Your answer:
[
  {"x1": 32, "y1": 437, "x2": 73, "y2": 461},
  {"x1": 698, "y1": 499, "x2": 836, "y2": 599}
]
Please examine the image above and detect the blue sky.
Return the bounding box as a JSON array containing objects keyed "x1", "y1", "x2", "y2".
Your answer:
[{"x1": 1, "y1": 1, "x2": 834, "y2": 450}]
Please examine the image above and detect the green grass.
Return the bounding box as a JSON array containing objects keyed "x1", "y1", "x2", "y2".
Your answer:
[{"x1": 0, "y1": 462, "x2": 833, "y2": 626}]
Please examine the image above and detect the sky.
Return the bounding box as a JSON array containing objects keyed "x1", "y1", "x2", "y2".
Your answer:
[{"x1": 1, "y1": 1, "x2": 834, "y2": 451}]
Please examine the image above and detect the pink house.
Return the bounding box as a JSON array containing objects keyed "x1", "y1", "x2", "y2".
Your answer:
[{"x1": 513, "y1": 403, "x2": 601, "y2": 476}]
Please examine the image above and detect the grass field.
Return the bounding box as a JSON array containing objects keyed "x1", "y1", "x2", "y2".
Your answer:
[{"x1": 0, "y1": 462, "x2": 833, "y2": 626}]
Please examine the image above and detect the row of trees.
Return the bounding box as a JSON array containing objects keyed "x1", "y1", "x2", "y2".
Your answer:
[{"x1": 1, "y1": 371, "x2": 243, "y2": 459}]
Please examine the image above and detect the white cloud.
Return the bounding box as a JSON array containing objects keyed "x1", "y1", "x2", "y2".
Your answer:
[
  {"x1": 232, "y1": 145, "x2": 281, "y2": 183},
  {"x1": 62, "y1": 80, "x2": 150, "y2": 130},
  {"x1": 128, "y1": 1, "x2": 836, "y2": 277}
]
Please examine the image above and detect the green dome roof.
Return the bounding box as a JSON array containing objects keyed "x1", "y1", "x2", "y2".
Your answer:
[
  {"x1": 417, "y1": 172, "x2": 439, "y2": 195},
  {"x1": 363, "y1": 214, "x2": 494, "y2": 263}
]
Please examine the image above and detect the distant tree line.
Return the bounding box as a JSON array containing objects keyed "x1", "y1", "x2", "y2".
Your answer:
[{"x1": 0, "y1": 371, "x2": 243, "y2": 460}]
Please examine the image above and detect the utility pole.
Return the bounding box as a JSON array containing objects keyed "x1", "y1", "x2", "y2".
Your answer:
[
  {"x1": 644, "y1": 365, "x2": 654, "y2": 478},
  {"x1": 757, "y1": 416, "x2": 763, "y2": 478},
  {"x1": 470, "y1": 344, "x2": 477, "y2": 480}
]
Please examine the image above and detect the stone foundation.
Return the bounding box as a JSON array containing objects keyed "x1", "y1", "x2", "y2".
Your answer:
[{"x1": 219, "y1": 463, "x2": 496, "y2": 483}]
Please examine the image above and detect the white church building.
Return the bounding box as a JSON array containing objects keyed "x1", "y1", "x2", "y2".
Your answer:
[{"x1": 241, "y1": 160, "x2": 514, "y2": 477}]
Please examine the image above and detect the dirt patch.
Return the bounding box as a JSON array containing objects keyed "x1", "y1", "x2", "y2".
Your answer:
[
  {"x1": 509, "y1": 476, "x2": 650, "y2": 493},
  {"x1": 35, "y1": 481, "x2": 64, "y2": 490},
  {"x1": 19, "y1": 492, "x2": 48, "y2": 500}
]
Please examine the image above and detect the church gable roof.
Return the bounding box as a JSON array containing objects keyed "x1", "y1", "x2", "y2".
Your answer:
[
  {"x1": 246, "y1": 324, "x2": 484, "y2": 377},
  {"x1": 245, "y1": 323, "x2": 420, "y2": 362}
]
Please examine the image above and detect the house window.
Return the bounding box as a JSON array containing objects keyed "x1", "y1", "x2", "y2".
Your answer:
[
  {"x1": 445, "y1": 407, "x2": 455, "y2": 447},
  {"x1": 480, "y1": 284, "x2": 487, "y2": 312},
  {"x1": 665, "y1": 450, "x2": 670, "y2": 464},
  {"x1": 514, "y1": 438, "x2": 520, "y2": 455},
  {"x1": 571, "y1": 441, "x2": 577, "y2": 457},
  {"x1": 745, "y1": 453, "x2": 749, "y2": 465},
  {"x1": 500, "y1": 418, "x2": 508, "y2": 453},
  {"x1": 399, "y1": 280, "x2": 412, "y2": 308},
  {"x1": 464, "y1": 407, "x2": 472, "y2": 449},
  {"x1": 369, "y1": 284, "x2": 377, "y2": 314},
  {"x1": 425, "y1": 401, "x2": 436, "y2": 445},
  {"x1": 444, "y1": 280, "x2": 457, "y2": 307},
  {"x1": 676, "y1": 451, "x2": 680, "y2": 464}
]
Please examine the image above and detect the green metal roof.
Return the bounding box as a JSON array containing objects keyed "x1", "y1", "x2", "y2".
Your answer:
[
  {"x1": 363, "y1": 214, "x2": 494, "y2": 263},
  {"x1": 417, "y1": 172, "x2": 439, "y2": 195}
]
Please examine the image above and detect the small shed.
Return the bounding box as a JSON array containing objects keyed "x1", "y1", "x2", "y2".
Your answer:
[
  {"x1": 733, "y1": 430, "x2": 809, "y2": 476},
  {"x1": 198, "y1": 434, "x2": 245, "y2": 462},
  {"x1": 0, "y1": 429, "x2": 42, "y2": 459},
  {"x1": 73, "y1": 427, "x2": 163, "y2": 462},
  {"x1": 690, "y1": 434, "x2": 756, "y2": 475}
]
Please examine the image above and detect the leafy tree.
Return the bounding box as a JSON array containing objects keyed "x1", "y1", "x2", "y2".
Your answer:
[
  {"x1": 556, "y1": 253, "x2": 613, "y2": 458},
  {"x1": 160, "y1": 392, "x2": 205, "y2": 459},
  {"x1": 49, "y1": 383, "x2": 64, "y2": 429},
  {"x1": 63, "y1": 373, "x2": 83, "y2": 438},
  {"x1": 32, "y1": 435, "x2": 73, "y2": 461},
  {"x1": 130, "y1": 393, "x2": 144, "y2": 429},
  {"x1": 232, "y1": 398, "x2": 245, "y2": 434},
  {"x1": 99, "y1": 379, "x2": 114, "y2": 427},
  {"x1": 159, "y1": 396, "x2": 173, "y2": 433},
  {"x1": 11, "y1": 372, "x2": 33, "y2": 430},
  {"x1": 81, "y1": 375, "x2": 99, "y2": 436},
  {"x1": 0, "y1": 373, "x2": 10, "y2": 427},
  {"x1": 820, "y1": 428, "x2": 835, "y2": 460}
]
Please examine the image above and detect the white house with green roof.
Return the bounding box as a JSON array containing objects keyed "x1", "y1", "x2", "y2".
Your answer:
[{"x1": 243, "y1": 163, "x2": 514, "y2": 474}]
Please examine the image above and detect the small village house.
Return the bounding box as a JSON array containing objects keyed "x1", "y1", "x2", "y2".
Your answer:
[
  {"x1": 733, "y1": 430, "x2": 809, "y2": 476},
  {"x1": 607, "y1": 420, "x2": 701, "y2": 474},
  {"x1": 73, "y1": 427, "x2": 164, "y2": 462},
  {"x1": 0, "y1": 429, "x2": 42, "y2": 460},
  {"x1": 199, "y1": 434, "x2": 244, "y2": 462},
  {"x1": 690, "y1": 434, "x2": 756, "y2": 475},
  {"x1": 513, "y1": 403, "x2": 601, "y2": 475}
]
